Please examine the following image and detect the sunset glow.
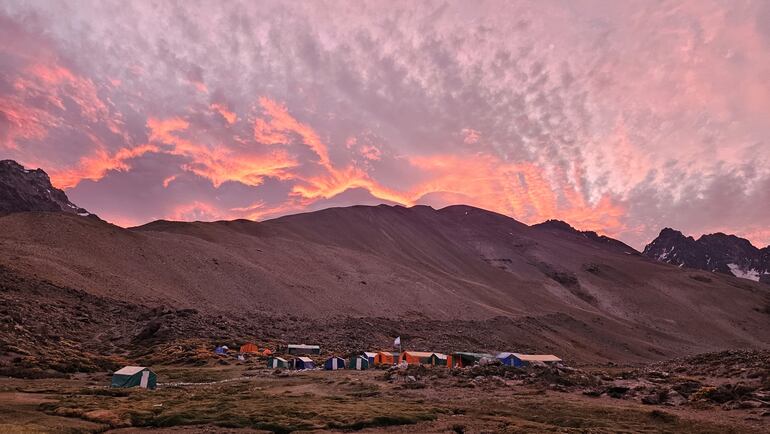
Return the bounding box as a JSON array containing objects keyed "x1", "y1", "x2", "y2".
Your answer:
[{"x1": 1, "y1": 1, "x2": 768, "y2": 248}]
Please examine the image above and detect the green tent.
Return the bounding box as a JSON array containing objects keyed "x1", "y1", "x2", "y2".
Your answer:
[
  {"x1": 267, "y1": 357, "x2": 290, "y2": 369},
  {"x1": 111, "y1": 366, "x2": 157, "y2": 389},
  {"x1": 348, "y1": 355, "x2": 370, "y2": 370}
]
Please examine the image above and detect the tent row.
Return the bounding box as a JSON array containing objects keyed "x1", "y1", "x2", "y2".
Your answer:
[
  {"x1": 267, "y1": 355, "x2": 371, "y2": 370},
  {"x1": 372, "y1": 351, "x2": 561, "y2": 368},
  {"x1": 265, "y1": 351, "x2": 562, "y2": 371},
  {"x1": 215, "y1": 343, "x2": 320, "y2": 356}
]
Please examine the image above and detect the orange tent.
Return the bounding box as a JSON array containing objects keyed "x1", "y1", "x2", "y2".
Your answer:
[
  {"x1": 374, "y1": 351, "x2": 399, "y2": 365},
  {"x1": 240, "y1": 342, "x2": 259, "y2": 354},
  {"x1": 399, "y1": 351, "x2": 434, "y2": 365}
]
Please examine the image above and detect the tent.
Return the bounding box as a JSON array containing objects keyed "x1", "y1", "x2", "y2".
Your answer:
[
  {"x1": 399, "y1": 351, "x2": 434, "y2": 366},
  {"x1": 111, "y1": 366, "x2": 157, "y2": 389},
  {"x1": 324, "y1": 356, "x2": 346, "y2": 370},
  {"x1": 497, "y1": 353, "x2": 562, "y2": 367},
  {"x1": 292, "y1": 356, "x2": 316, "y2": 370},
  {"x1": 214, "y1": 345, "x2": 229, "y2": 355},
  {"x1": 447, "y1": 352, "x2": 496, "y2": 368},
  {"x1": 267, "y1": 357, "x2": 290, "y2": 369},
  {"x1": 429, "y1": 353, "x2": 448, "y2": 366},
  {"x1": 349, "y1": 355, "x2": 370, "y2": 370},
  {"x1": 287, "y1": 344, "x2": 321, "y2": 355},
  {"x1": 374, "y1": 351, "x2": 399, "y2": 365},
  {"x1": 240, "y1": 342, "x2": 259, "y2": 354},
  {"x1": 362, "y1": 352, "x2": 377, "y2": 365}
]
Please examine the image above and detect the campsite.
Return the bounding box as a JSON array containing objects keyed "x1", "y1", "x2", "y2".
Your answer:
[
  {"x1": 2, "y1": 328, "x2": 770, "y2": 433},
  {"x1": 1, "y1": 348, "x2": 769, "y2": 433}
]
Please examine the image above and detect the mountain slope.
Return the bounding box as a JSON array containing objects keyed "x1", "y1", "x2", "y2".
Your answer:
[
  {"x1": 643, "y1": 228, "x2": 770, "y2": 283},
  {"x1": 1, "y1": 206, "x2": 769, "y2": 363},
  {"x1": 0, "y1": 160, "x2": 768, "y2": 363}
]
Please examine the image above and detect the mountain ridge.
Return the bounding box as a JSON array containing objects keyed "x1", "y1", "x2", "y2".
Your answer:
[{"x1": 643, "y1": 227, "x2": 770, "y2": 284}]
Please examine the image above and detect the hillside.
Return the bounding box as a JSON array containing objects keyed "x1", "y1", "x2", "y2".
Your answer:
[{"x1": 1, "y1": 205, "x2": 769, "y2": 364}]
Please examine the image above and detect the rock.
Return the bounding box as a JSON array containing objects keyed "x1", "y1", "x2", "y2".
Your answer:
[
  {"x1": 606, "y1": 386, "x2": 630, "y2": 398},
  {"x1": 664, "y1": 390, "x2": 687, "y2": 406},
  {"x1": 0, "y1": 160, "x2": 90, "y2": 215}
]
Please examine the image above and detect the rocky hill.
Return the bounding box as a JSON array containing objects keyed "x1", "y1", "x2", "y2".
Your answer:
[
  {"x1": 0, "y1": 160, "x2": 89, "y2": 215},
  {"x1": 643, "y1": 228, "x2": 770, "y2": 284}
]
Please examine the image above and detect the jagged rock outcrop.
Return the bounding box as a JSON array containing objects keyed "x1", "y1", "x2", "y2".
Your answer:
[
  {"x1": 0, "y1": 160, "x2": 89, "y2": 215},
  {"x1": 643, "y1": 228, "x2": 770, "y2": 283}
]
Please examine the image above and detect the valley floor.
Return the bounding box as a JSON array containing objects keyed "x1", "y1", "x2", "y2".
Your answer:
[{"x1": 1, "y1": 355, "x2": 768, "y2": 434}]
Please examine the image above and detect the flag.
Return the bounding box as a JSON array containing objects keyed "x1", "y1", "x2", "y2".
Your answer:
[{"x1": 393, "y1": 336, "x2": 401, "y2": 348}]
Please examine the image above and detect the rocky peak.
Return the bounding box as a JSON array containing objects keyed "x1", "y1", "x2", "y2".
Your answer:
[
  {"x1": 0, "y1": 160, "x2": 90, "y2": 215},
  {"x1": 643, "y1": 227, "x2": 769, "y2": 284}
]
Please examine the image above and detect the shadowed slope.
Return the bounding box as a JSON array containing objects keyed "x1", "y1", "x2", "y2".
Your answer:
[{"x1": 0, "y1": 204, "x2": 768, "y2": 362}]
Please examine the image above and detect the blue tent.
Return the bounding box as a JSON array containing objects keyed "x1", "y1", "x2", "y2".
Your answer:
[
  {"x1": 497, "y1": 352, "x2": 562, "y2": 367},
  {"x1": 292, "y1": 356, "x2": 316, "y2": 370},
  {"x1": 324, "y1": 356, "x2": 346, "y2": 370},
  {"x1": 214, "y1": 345, "x2": 229, "y2": 355}
]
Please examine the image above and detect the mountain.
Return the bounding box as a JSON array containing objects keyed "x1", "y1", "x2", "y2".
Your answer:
[
  {"x1": 643, "y1": 228, "x2": 770, "y2": 284},
  {"x1": 0, "y1": 160, "x2": 90, "y2": 215},
  {"x1": 0, "y1": 159, "x2": 769, "y2": 364}
]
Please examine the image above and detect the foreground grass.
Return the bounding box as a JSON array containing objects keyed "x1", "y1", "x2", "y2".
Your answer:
[
  {"x1": 3, "y1": 369, "x2": 762, "y2": 433},
  {"x1": 39, "y1": 374, "x2": 440, "y2": 432}
]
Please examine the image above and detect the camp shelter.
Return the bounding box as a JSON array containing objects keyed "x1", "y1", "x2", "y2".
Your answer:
[
  {"x1": 362, "y1": 352, "x2": 377, "y2": 364},
  {"x1": 373, "y1": 351, "x2": 399, "y2": 365},
  {"x1": 292, "y1": 356, "x2": 316, "y2": 370},
  {"x1": 349, "y1": 355, "x2": 370, "y2": 370},
  {"x1": 267, "y1": 357, "x2": 290, "y2": 369},
  {"x1": 429, "y1": 352, "x2": 448, "y2": 366},
  {"x1": 111, "y1": 366, "x2": 157, "y2": 389},
  {"x1": 447, "y1": 352, "x2": 496, "y2": 368},
  {"x1": 498, "y1": 353, "x2": 562, "y2": 367},
  {"x1": 214, "y1": 345, "x2": 229, "y2": 355},
  {"x1": 287, "y1": 344, "x2": 321, "y2": 355},
  {"x1": 399, "y1": 351, "x2": 434, "y2": 365},
  {"x1": 324, "y1": 356, "x2": 346, "y2": 370},
  {"x1": 240, "y1": 342, "x2": 259, "y2": 354}
]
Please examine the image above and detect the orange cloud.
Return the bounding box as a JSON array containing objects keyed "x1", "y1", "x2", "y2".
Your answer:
[
  {"x1": 170, "y1": 201, "x2": 221, "y2": 221},
  {"x1": 247, "y1": 97, "x2": 625, "y2": 234},
  {"x1": 257, "y1": 97, "x2": 331, "y2": 168},
  {"x1": 48, "y1": 143, "x2": 159, "y2": 189},
  {"x1": 162, "y1": 174, "x2": 179, "y2": 188},
  {"x1": 146, "y1": 115, "x2": 298, "y2": 187},
  {"x1": 406, "y1": 153, "x2": 626, "y2": 234},
  {"x1": 210, "y1": 103, "x2": 236, "y2": 124}
]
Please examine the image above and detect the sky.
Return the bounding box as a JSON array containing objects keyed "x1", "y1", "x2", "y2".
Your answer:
[{"x1": 1, "y1": 0, "x2": 768, "y2": 249}]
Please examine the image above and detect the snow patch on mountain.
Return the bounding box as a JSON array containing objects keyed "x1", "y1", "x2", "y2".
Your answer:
[{"x1": 727, "y1": 264, "x2": 760, "y2": 282}]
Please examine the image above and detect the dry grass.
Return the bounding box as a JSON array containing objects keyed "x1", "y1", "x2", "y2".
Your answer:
[{"x1": 0, "y1": 368, "x2": 765, "y2": 433}]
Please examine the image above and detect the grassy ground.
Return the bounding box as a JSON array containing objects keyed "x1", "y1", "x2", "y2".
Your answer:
[{"x1": 0, "y1": 366, "x2": 765, "y2": 433}]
